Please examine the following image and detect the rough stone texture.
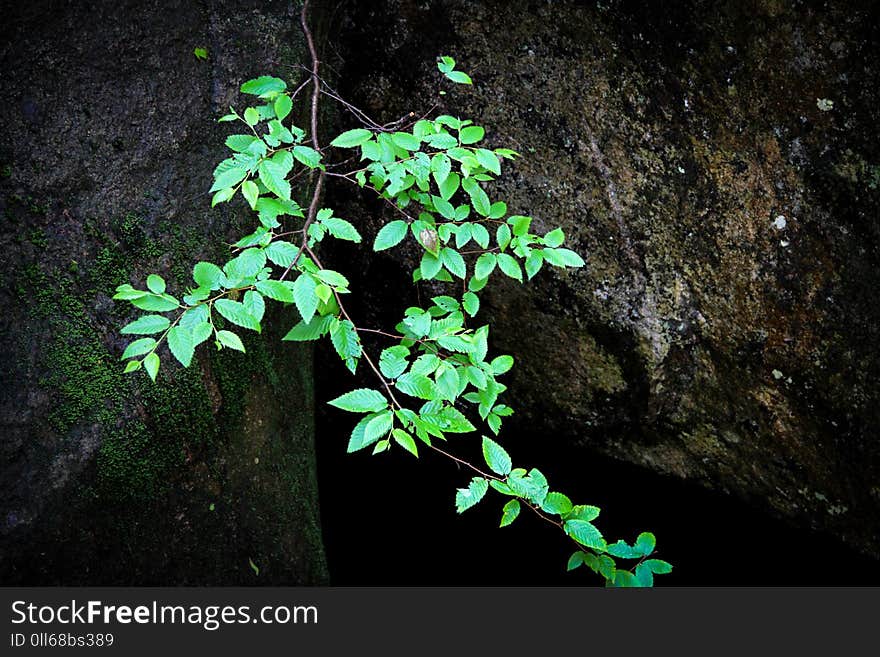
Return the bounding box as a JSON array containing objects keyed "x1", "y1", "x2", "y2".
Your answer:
[
  {"x1": 0, "y1": 0, "x2": 328, "y2": 584},
  {"x1": 330, "y1": 0, "x2": 880, "y2": 556}
]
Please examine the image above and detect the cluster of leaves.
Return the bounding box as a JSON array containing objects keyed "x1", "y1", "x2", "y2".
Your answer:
[{"x1": 114, "y1": 60, "x2": 670, "y2": 586}]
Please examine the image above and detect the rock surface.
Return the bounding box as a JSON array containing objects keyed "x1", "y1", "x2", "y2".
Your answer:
[
  {"x1": 0, "y1": 0, "x2": 327, "y2": 584},
  {"x1": 329, "y1": 0, "x2": 880, "y2": 557}
]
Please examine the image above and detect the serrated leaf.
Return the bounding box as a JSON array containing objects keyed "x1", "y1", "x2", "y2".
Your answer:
[
  {"x1": 167, "y1": 325, "x2": 195, "y2": 367},
  {"x1": 321, "y1": 217, "x2": 362, "y2": 243},
  {"x1": 283, "y1": 315, "x2": 332, "y2": 341},
  {"x1": 216, "y1": 329, "x2": 245, "y2": 352},
  {"x1": 241, "y1": 180, "x2": 260, "y2": 210},
  {"x1": 482, "y1": 436, "x2": 512, "y2": 475},
  {"x1": 121, "y1": 338, "x2": 157, "y2": 360},
  {"x1": 292, "y1": 274, "x2": 319, "y2": 324},
  {"x1": 293, "y1": 144, "x2": 322, "y2": 168},
  {"x1": 643, "y1": 559, "x2": 673, "y2": 575},
  {"x1": 440, "y1": 247, "x2": 466, "y2": 279},
  {"x1": 496, "y1": 253, "x2": 522, "y2": 282},
  {"x1": 193, "y1": 261, "x2": 224, "y2": 289},
  {"x1": 143, "y1": 352, "x2": 160, "y2": 381},
  {"x1": 331, "y1": 128, "x2": 373, "y2": 148},
  {"x1": 373, "y1": 220, "x2": 408, "y2": 251},
  {"x1": 392, "y1": 429, "x2": 418, "y2": 457},
  {"x1": 265, "y1": 241, "x2": 300, "y2": 267},
  {"x1": 395, "y1": 373, "x2": 437, "y2": 400},
  {"x1": 543, "y1": 227, "x2": 565, "y2": 247},
  {"x1": 241, "y1": 75, "x2": 287, "y2": 96},
  {"x1": 543, "y1": 247, "x2": 585, "y2": 268},
  {"x1": 566, "y1": 505, "x2": 601, "y2": 522},
  {"x1": 391, "y1": 131, "x2": 420, "y2": 151},
  {"x1": 379, "y1": 345, "x2": 410, "y2": 379},
  {"x1": 474, "y1": 253, "x2": 497, "y2": 280},
  {"x1": 564, "y1": 520, "x2": 606, "y2": 551},
  {"x1": 214, "y1": 299, "x2": 261, "y2": 332},
  {"x1": 328, "y1": 388, "x2": 388, "y2": 413},
  {"x1": 131, "y1": 294, "x2": 179, "y2": 312},
  {"x1": 634, "y1": 532, "x2": 656, "y2": 556},
  {"x1": 455, "y1": 477, "x2": 489, "y2": 513},
  {"x1": 462, "y1": 291, "x2": 480, "y2": 317},
  {"x1": 253, "y1": 280, "x2": 293, "y2": 303},
  {"x1": 459, "y1": 126, "x2": 484, "y2": 144},
  {"x1": 540, "y1": 491, "x2": 573, "y2": 516},
  {"x1": 120, "y1": 315, "x2": 170, "y2": 335},
  {"x1": 146, "y1": 274, "x2": 166, "y2": 294},
  {"x1": 567, "y1": 552, "x2": 586, "y2": 571},
  {"x1": 490, "y1": 355, "x2": 514, "y2": 375},
  {"x1": 500, "y1": 499, "x2": 520, "y2": 527},
  {"x1": 274, "y1": 94, "x2": 292, "y2": 120},
  {"x1": 258, "y1": 160, "x2": 291, "y2": 200},
  {"x1": 475, "y1": 148, "x2": 501, "y2": 175}
]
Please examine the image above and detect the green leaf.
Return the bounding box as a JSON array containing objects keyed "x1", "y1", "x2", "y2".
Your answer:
[
  {"x1": 265, "y1": 241, "x2": 300, "y2": 267},
  {"x1": 193, "y1": 262, "x2": 224, "y2": 289},
  {"x1": 121, "y1": 338, "x2": 157, "y2": 360},
  {"x1": 193, "y1": 47, "x2": 208, "y2": 60},
  {"x1": 437, "y1": 55, "x2": 456, "y2": 73},
  {"x1": 244, "y1": 107, "x2": 260, "y2": 126},
  {"x1": 474, "y1": 253, "x2": 497, "y2": 279},
  {"x1": 475, "y1": 148, "x2": 501, "y2": 175},
  {"x1": 214, "y1": 299, "x2": 261, "y2": 332},
  {"x1": 143, "y1": 352, "x2": 160, "y2": 381},
  {"x1": 643, "y1": 559, "x2": 673, "y2": 575},
  {"x1": 391, "y1": 131, "x2": 420, "y2": 151},
  {"x1": 146, "y1": 274, "x2": 166, "y2": 294},
  {"x1": 490, "y1": 355, "x2": 514, "y2": 375},
  {"x1": 241, "y1": 75, "x2": 287, "y2": 96},
  {"x1": 364, "y1": 410, "x2": 394, "y2": 445},
  {"x1": 123, "y1": 360, "x2": 141, "y2": 373},
  {"x1": 392, "y1": 429, "x2": 418, "y2": 457},
  {"x1": 472, "y1": 223, "x2": 490, "y2": 248},
  {"x1": 274, "y1": 94, "x2": 292, "y2": 120},
  {"x1": 211, "y1": 188, "x2": 235, "y2": 207},
  {"x1": 120, "y1": 315, "x2": 170, "y2": 335},
  {"x1": 374, "y1": 220, "x2": 408, "y2": 251},
  {"x1": 455, "y1": 477, "x2": 489, "y2": 513},
  {"x1": 321, "y1": 217, "x2": 362, "y2": 243},
  {"x1": 461, "y1": 291, "x2": 479, "y2": 317},
  {"x1": 445, "y1": 70, "x2": 473, "y2": 85},
  {"x1": 566, "y1": 505, "x2": 601, "y2": 522},
  {"x1": 634, "y1": 532, "x2": 656, "y2": 556},
  {"x1": 250, "y1": 278, "x2": 288, "y2": 301},
  {"x1": 167, "y1": 325, "x2": 195, "y2": 367},
  {"x1": 440, "y1": 247, "x2": 466, "y2": 279},
  {"x1": 496, "y1": 253, "x2": 522, "y2": 282},
  {"x1": 293, "y1": 274, "x2": 319, "y2": 324},
  {"x1": 131, "y1": 294, "x2": 179, "y2": 312},
  {"x1": 241, "y1": 180, "x2": 260, "y2": 210},
  {"x1": 216, "y1": 330, "x2": 245, "y2": 352},
  {"x1": 379, "y1": 345, "x2": 410, "y2": 379},
  {"x1": 420, "y1": 252, "x2": 443, "y2": 280},
  {"x1": 316, "y1": 269, "x2": 349, "y2": 289},
  {"x1": 543, "y1": 227, "x2": 565, "y2": 247},
  {"x1": 459, "y1": 126, "x2": 485, "y2": 144},
  {"x1": 543, "y1": 247, "x2": 585, "y2": 268},
  {"x1": 564, "y1": 520, "x2": 606, "y2": 551},
  {"x1": 211, "y1": 158, "x2": 249, "y2": 192},
  {"x1": 482, "y1": 436, "x2": 512, "y2": 476},
  {"x1": 606, "y1": 541, "x2": 640, "y2": 559},
  {"x1": 328, "y1": 388, "x2": 388, "y2": 413},
  {"x1": 496, "y1": 224, "x2": 512, "y2": 250},
  {"x1": 611, "y1": 570, "x2": 639, "y2": 588},
  {"x1": 331, "y1": 128, "x2": 373, "y2": 148},
  {"x1": 258, "y1": 160, "x2": 291, "y2": 200},
  {"x1": 293, "y1": 145, "x2": 322, "y2": 168},
  {"x1": 525, "y1": 251, "x2": 543, "y2": 280},
  {"x1": 540, "y1": 491, "x2": 573, "y2": 516},
  {"x1": 283, "y1": 315, "x2": 332, "y2": 341},
  {"x1": 567, "y1": 552, "x2": 585, "y2": 571},
  {"x1": 329, "y1": 319, "x2": 361, "y2": 364},
  {"x1": 395, "y1": 373, "x2": 437, "y2": 400},
  {"x1": 500, "y1": 499, "x2": 521, "y2": 527}
]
